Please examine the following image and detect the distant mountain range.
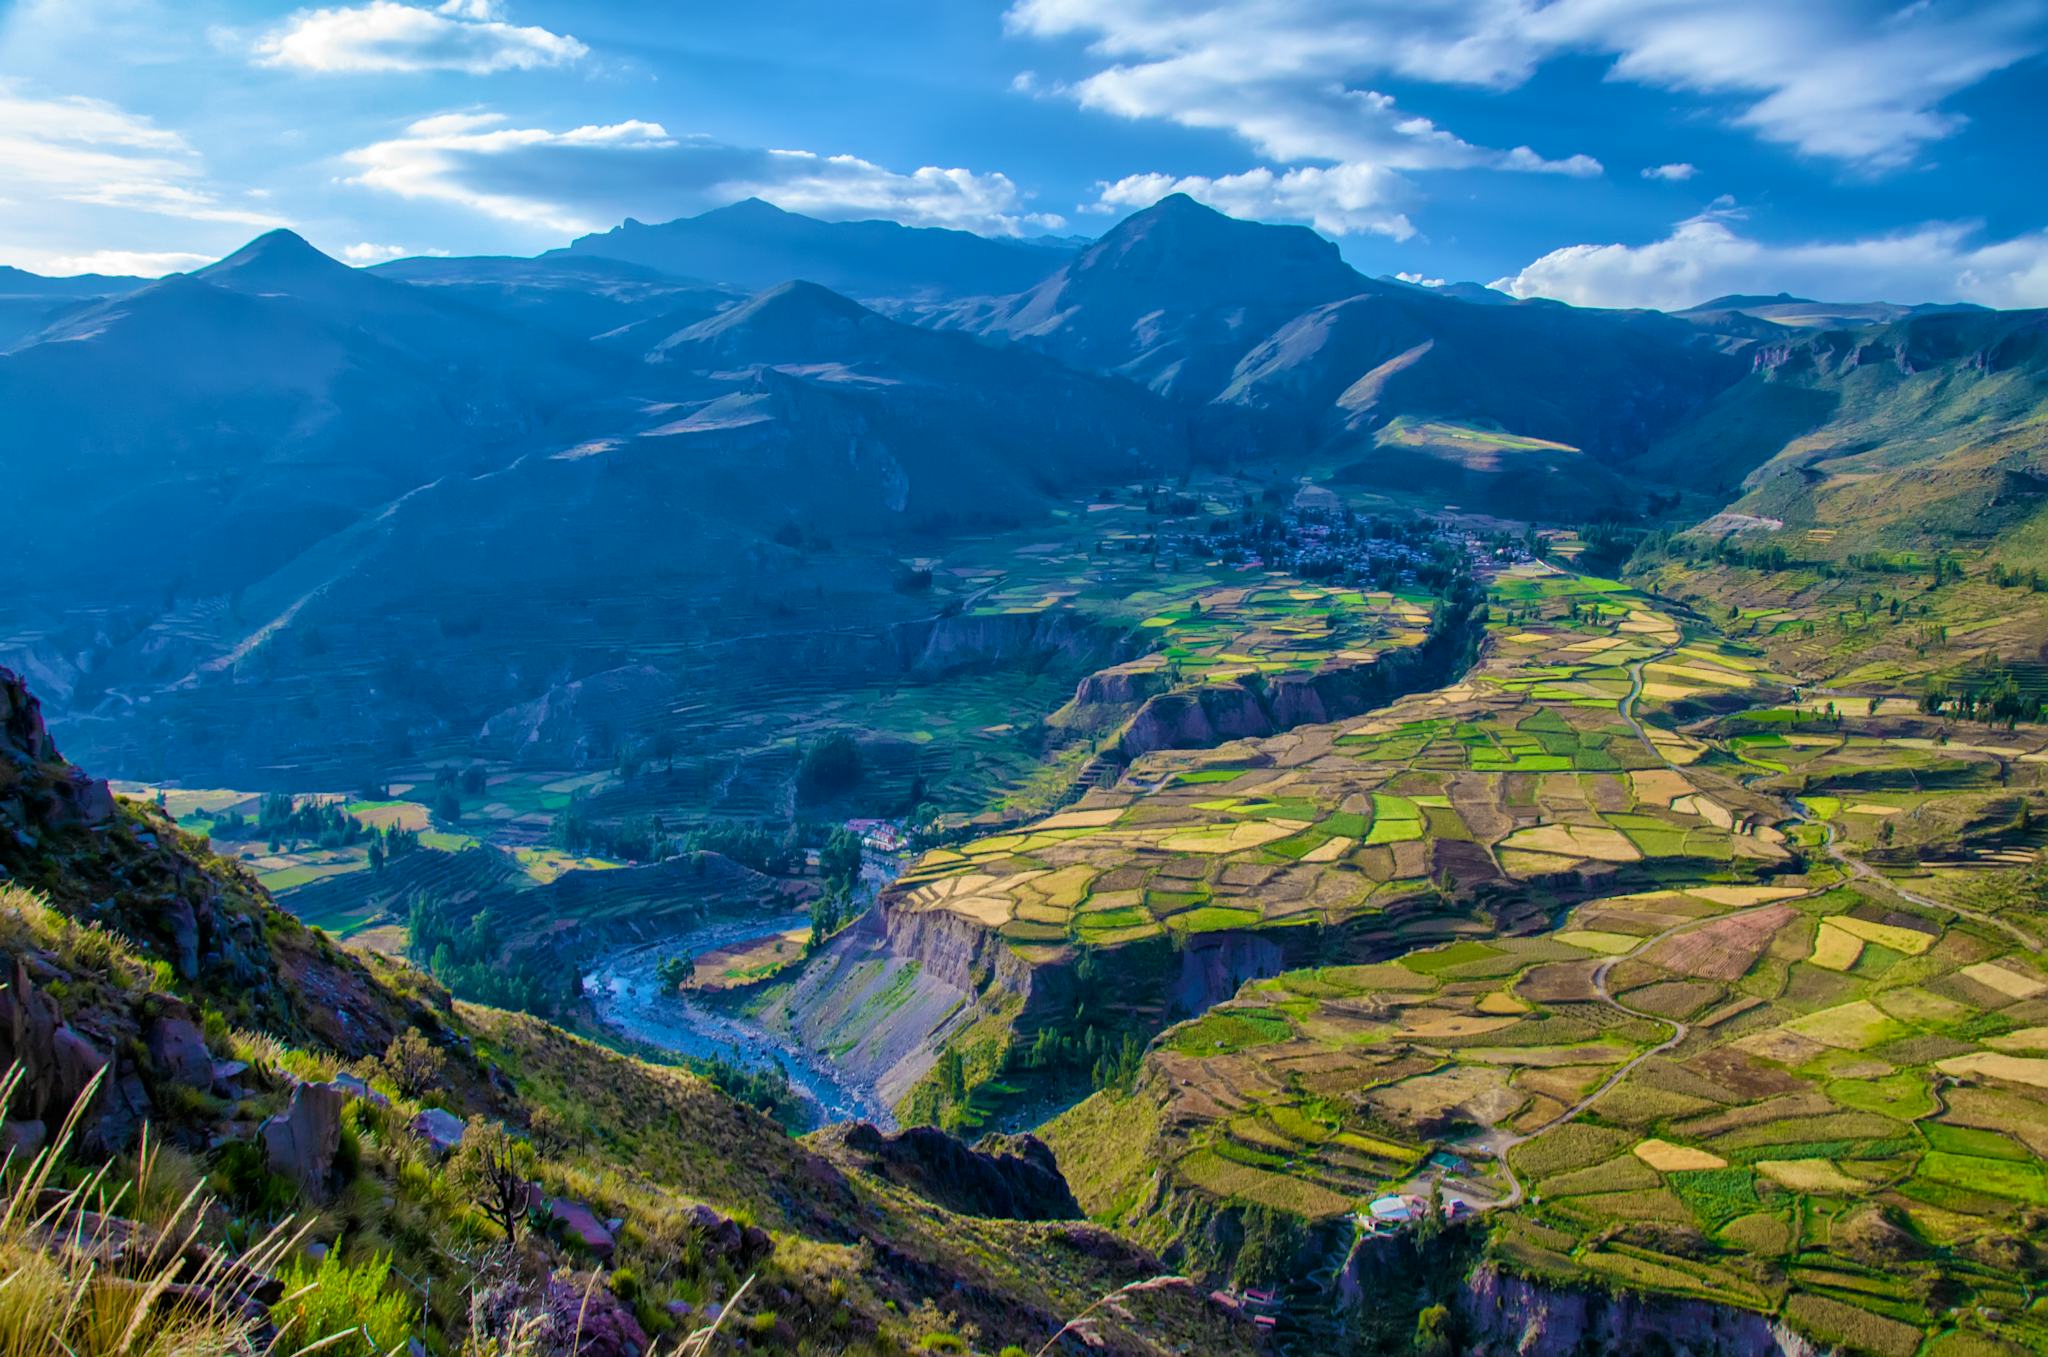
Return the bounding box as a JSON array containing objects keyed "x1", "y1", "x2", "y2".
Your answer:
[
  {"x1": 553, "y1": 197, "x2": 1077, "y2": 303},
  {"x1": 3, "y1": 194, "x2": 2042, "y2": 780}
]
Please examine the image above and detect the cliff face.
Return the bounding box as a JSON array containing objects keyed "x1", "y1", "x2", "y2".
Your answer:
[
  {"x1": 1116, "y1": 643, "x2": 1456, "y2": 762},
  {"x1": 896, "y1": 606, "x2": 1139, "y2": 678},
  {"x1": 1458, "y1": 1265, "x2": 1823, "y2": 1357}
]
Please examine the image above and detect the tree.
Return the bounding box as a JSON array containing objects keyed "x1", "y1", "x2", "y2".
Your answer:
[
  {"x1": 460, "y1": 764, "x2": 487, "y2": 795},
  {"x1": 819, "y1": 827, "x2": 863, "y2": 895},
  {"x1": 455, "y1": 1122, "x2": 534, "y2": 1243},
  {"x1": 936, "y1": 1047, "x2": 967, "y2": 1105},
  {"x1": 377, "y1": 1029, "x2": 447, "y2": 1099},
  {"x1": 432, "y1": 784, "x2": 462, "y2": 826},
  {"x1": 797, "y1": 732, "x2": 864, "y2": 801},
  {"x1": 656, "y1": 954, "x2": 695, "y2": 989},
  {"x1": 650, "y1": 728, "x2": 679, "y2": 772},
  {"x1": 1414, "y1": 1303, "x2": 1454, "y2": 1357}
]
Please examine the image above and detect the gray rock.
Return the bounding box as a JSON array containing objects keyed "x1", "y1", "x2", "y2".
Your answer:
[
  {"x1": 164, "y1": 897, "x2": 200, "y2": 981},
  {"x1": 262, "y1": 1081, "x2": 346, "y2": 1199},
  {"x1": 410, "y1": 1107, "x2": 466, "y2": 1153},
  {"x1": 146, "y1": 1010, "x2": 214, "y2": 1088},
  {"x1": 1, "y1": 1118, "x2": 47, "y2": 1159},
  {"x1": 548, "y1": 1198, "x2": 616, "y2": 1259}
]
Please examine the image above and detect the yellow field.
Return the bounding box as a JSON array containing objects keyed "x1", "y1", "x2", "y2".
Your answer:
[
  {"x1": 1756, "y1": 1159, "x2": 1866, "y2": 1193},
  {"x1": 1960, "y1": 962, "x2": 2048, "y2": 999},
  {"x1": 1936, "y1": 1053, "x2": 2048, "y2": 1089},
  {"x1": 1634, "y1": 1139, "x2": 1728, "y2": 1171},
  {"x1": 1809, "y1": 922, "x2": 1864, "y2": 971},
  {"x1": 1826, "y1": 915, "x2": 1934, "y2": 955}
]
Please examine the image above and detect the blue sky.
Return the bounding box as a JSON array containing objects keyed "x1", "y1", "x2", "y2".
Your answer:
[{"x1": 2, "y1": 0, "x2": 2045, "y2": 309}]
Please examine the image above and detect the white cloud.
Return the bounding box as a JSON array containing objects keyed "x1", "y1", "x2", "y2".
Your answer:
[
  {"x1": 1395, "y1": 271, "x2": 1446, "y2": 287},
  {"x1": 0, "y1": 82, "x2": 287, "y2": 229},
  {"x1": 343, "y1": 112, "x2": 1062, "y2": 237},
  {"x1": 1642, "y1": 162, "x2": 1697, "y2": 182},
  {"x1": 1492, "y1": 209, "x2": 2048, "y2": 311},
  {"x1": 1008, "y1": 1, "x2": 2046, "y2": 170},
  {"x1": 1089, "y1": 164, "x2": 1414, "y2": 240},
  {"x1": 31, "y1": 248, "x2": 211, "y2": 277},
  {"x1": 340, "y1": 241, "x2": 412, "y2": 262},
  {"x1": 255, "y1": 0, "x2": 587, "y2": 75}
]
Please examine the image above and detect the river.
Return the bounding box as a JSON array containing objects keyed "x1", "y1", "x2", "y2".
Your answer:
[{"x1": 582, "y1": 915, "x2": 895, "y2": 1130}]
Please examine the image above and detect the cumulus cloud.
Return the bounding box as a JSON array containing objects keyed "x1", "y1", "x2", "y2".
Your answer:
[
  {"x1": 1395, "y1": 272, "x2": 1446, "y2": 287},
  {"x1": 0, "y1": 82, "x2": 287, "y2": 229},
  {"x1": 1492, "y1": 209, "x2": 2048, "y2": 311},
  {"x1": 255, "y1": 0, "x2": 587, "y2": 75},
  {"x1": 1008, "y1": 0, "x2": 2045, "y2": 170},
  {"x1": 1642, "y1": 162, "x2": 1697, "y2": 182},
  {"x1": 343, "y1": 113, "x2": 1062, "y2": 237},
  {"x1": 340, "y1": 241, "x2": 413, "y2": 262},
  {"x1": 32, "y1": 248, "x2": 212, "y2": 277},
  {"x1": 1089, "y1": 164, "x2": 1414, "y2": 239}
]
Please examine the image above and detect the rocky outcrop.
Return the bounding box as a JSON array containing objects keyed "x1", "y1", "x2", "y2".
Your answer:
[
  {"x1": 1, "y1": 666, "x2": 114, "y2": 844},
  {"x1": 471, "y1": 1271, "x2": 652, "y2": 1357},
  {"x1": 821, "y1": 1123, "x2": 1081, "y2": 1221},
  {"x1": 2, "y1": 668, "x2": 432, "y2": 1062},
  {"x1": 682, "y1": 1202, "x2": 774, "y2": 1267},
  {"x1": 897, "y1": 607, "x2": 1137, "y2": 679},
  {"x1": 262, "y1": 1081, "x2": 346, "y2": 1199},
  {"x1": 1459, "y1": 1264, "x2": 1823, "y2": 1357},
  {"x1": 0, "y1": 955, "x2": 151, "y2": 1153},
  {"x1": 145, "y1": 1004, "x2": 215, "y2": 1088}
]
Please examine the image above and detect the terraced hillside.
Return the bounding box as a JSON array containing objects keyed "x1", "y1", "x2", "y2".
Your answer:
[
  {"x1": 1036, "y1": 578, "x2": 2048, "y2": 1355},
  {"x1": 835, "y1": 564, "x2": 1801, "y2": 1130}
]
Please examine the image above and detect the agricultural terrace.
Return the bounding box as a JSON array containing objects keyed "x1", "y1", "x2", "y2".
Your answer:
[
  {"x1": 886, "y1": 565, "x2": 1794, "y2": 965},
  {"x1": 1046, "y1": 618, "x2": 2048, "y2": 1355},
  {"x1": 115, "y1": 775, "x2": 621, "y2": 943}
]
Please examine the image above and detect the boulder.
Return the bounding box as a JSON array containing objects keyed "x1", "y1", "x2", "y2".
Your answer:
[
  {"x1": 683, "y1": 1202, "x2": 772, "y2": 1266},
  {"x1": 262, "y1": 1081, "x2": 346, "y2": 1199},
  {"x1": 146, "y1": 1009, "x2": 214, "y2": 1088},
  {"x1": 541, "y1": 1273, "x2": 649, "y2": 1357},
  {"x1": 411, "y1": 1107, "x2": 466, "y2": 1153},
  {"x1": 547, "y1": 1198, "x2": 616, "y2": 1259}
]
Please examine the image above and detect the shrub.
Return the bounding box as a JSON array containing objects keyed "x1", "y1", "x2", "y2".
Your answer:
[{"x1": 274, "y1": 1249, "x2": 419, "y2": 1355}]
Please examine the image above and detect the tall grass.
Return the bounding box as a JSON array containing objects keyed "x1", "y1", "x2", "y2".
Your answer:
[{"x1": 0, "y1": 1064, "x2": 335, "y2": 1357}]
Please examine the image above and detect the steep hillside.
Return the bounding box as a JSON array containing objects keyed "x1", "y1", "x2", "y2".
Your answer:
[
  {"x1": 0, "y1": 663, "x2": 1256, "y2": 1355},
  {"x1": 930, "y1": 195, "x2": 1741, "y2": 508},
  {"x1": 559, "y1": 197, "x2": 1074, "y2": 302},
  {"x1": 931, "y1": 192, "x2": 1370, "y2": 402},
  {"x1": 1643, "y1": 309, "x2": 2048, "y2": 540},
  {"x1": 0, "y1": 230, "x2": 627, "y2": 604}
]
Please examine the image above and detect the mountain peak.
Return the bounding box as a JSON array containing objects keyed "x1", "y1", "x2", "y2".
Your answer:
[
  {"x1": 198, "y1": 230, "x2": 349, "y2": 287},
  {"x1": 675, "y1": 277, "x2": 874, "y2": 350}
]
